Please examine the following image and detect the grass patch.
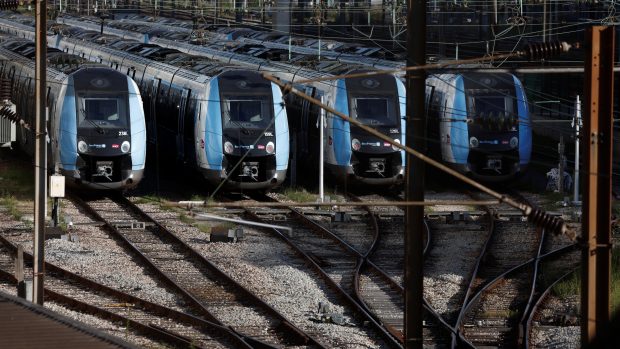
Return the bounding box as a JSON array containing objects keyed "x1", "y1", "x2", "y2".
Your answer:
[
  {"x1": 282, "y1": 187, "x2": 316, "y2": 203},
  {"x1": 179, "y1": 213, "x2": 194, "y2": 224},
  {"x1": 195, "y1": 223, "x2": 211, "y2": 234},
  {"x1": 551, "y1": 248, "x2": 620, "y2": 313},
  {"x1": 0, "y1": 164, "x2": 34, "y2": 199},
  {"x1": 539, "y1": 191, "x2": 567, "y2": 211},
  {"x1": 133, "y1": 195, "x2": 163, "y2": 205},
  {"x1": 551, "y1": 272, "x2": 580, "y2": 299},
  {"x1": 481, "y1": 309, "x2": 519, "y2": 319},
  {"x1": 0, "y1": 196, "x2": 22, "y2": 220}
]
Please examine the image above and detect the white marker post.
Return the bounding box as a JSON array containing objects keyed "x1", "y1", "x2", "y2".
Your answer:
[
  {"x1": 573, "y1": 95, "x2": 581, "y2": 204},
  {"x1": 319, "y1": 96, "x2": 325, "y2": 203}
]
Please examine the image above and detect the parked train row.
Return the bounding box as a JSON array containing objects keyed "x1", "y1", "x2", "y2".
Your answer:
[
  {"x1": 0, "y1": 11, "x2": 532, "y2": 192},
  {"x1": 52, "y1": 12, "x2": 532, "y2": 181}
]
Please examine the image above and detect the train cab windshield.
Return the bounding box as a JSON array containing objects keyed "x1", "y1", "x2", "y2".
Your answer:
[
  {"x1": 352, "y1": 97, "x2": 398, "y2": 126},
  {"x1": 467, "y1": 92, "x2": 517, "y2": 132},
  {"x1": 77, "y1": 94, "x2": 129, "y2": 130},
  {"x1": 223, "y1": 98, "x2": 272, "y2": 129}
]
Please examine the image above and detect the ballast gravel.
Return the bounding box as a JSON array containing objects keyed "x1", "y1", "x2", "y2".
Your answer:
[{"x1": 136, "y1": 201, "x2": 385, "y2": 349}]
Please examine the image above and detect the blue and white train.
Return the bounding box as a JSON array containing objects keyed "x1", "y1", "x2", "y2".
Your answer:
[
  {"x1": 0, "y1": 17, "x2": 291, "y2": 190},
  {"x1": 291, "y1": 70, "x2": 407, "y2": 185},
  {"x1": 426, "y1": 72, "x2": 531, "y2": 181},
  {"x1": 0, "y1": 39, "x2": 147, "y2": 190},
  {"x1": 42, "y1": 15, "x2": 407, "y2": 186}
]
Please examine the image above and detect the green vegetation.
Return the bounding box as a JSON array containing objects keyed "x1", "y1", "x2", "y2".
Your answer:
[
  {"x1": 0, "y1": 196, "x2": 22, "y2": 220},
  {"x1": 132, "y1": 195, "x2": 163, "y2": 205},
  {"x1": 179, "y1": 213, "x2": 194, "y2": 225},
  {"x1": 195, "y1": 223, "x2": 211, "y2": 234},
  {"x1": 539, "y1": 191, "x2": 566, "y2": 211},
  {"x1": 282, "y1": 187, "x2": 316, "y2": 203},
  {"x1": 551, "y1": 248, "x2": 620, "y2": 313},
  {"x1": 551, "y1": 272, "x2": 580, "y2": 300}
]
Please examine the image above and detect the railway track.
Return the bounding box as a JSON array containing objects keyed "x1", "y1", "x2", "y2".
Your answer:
[
  {"x1": 453, "y1": 191, "x2": 579, "y2": 347},
  {"x1": 238, "y1": 192, "x2": 459, "y2": 347},
  {"x1": 69, "y1": 193, "x2": 324, "y2": 349},
  {"x1": 348, "y1": 193, "x2": 455, "y2": 347},
  {"x1": 0, "y1": 228, "x2": 250, "y2": 348},
  {"x1": 209, "y1": 192, "x2": 401, "y2": 347}
]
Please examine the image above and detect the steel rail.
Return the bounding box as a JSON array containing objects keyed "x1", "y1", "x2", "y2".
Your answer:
[
  {"x1": 449, "y1": 192, "x2": 497, "y2": 348},
  {"x1": 0, "y1": 230, "x2": 249, "y2": 349},
  {"x1": 236, "y1": 193, "x2": 404, "y2": 348},
  {"x1": 178, "y1": 200, "x2": 501, "y2": 207},
  {"x1": 257, "y1": 193, "x2": 456, "y2": 344},
  {"x1": 350, "y1": 196, "x2": 404, "y2": 341},
  {"x1": 0, "y1": 268, "x2": 210, "y2": 349},
  {"x1": 347, "y1": 193, "x2": 457, "y2": 345},
  {"x1": 107, "y1": 193, "x2": 324, "y2": 348},
  {"x1": 67, "y1": 194, "x2": 276, "y2": 349},
  {"x1": 112, "y1": 195, "x2": 327, "y2": 349},
  {"x1": 456, "y1": 242, "x2": 579, "y2": 347},
  {"x1": 523, "y1": 267, "x2": 579, "y2": 349}
]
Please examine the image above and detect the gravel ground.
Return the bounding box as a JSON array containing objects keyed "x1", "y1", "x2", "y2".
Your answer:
[
  {"x1": 136, "y1": 201, "x2": 385, "y2": 349},
  {"x1": 0, "y1": 186, "x2": 586, "y2": 348},
  {"x1": 0, "y1": 199, "x2": 183, "y2": 311},
  {"x1": 0, "y1": 280, "x2": 169, "y2": 348}
]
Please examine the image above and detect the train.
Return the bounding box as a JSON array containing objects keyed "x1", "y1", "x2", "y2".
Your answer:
[
  {"x1": 0, "y1": 15, "x2": 291, "y2": 190},
  {"x1": 426, "y1": 71, "x2": 531, "y2": 181},
  {"x1": 0, "y1": 37, "x2": 147, "y2": 190},
  {"x1": 52, "y1": 13, "x2": 532, "y2": 183},
  {"x1": 50, "y1": 14, "x2": 408, "y2": 186},
  {"x1": 0, "y1": 12, "x2": 531, "y2": 184}
]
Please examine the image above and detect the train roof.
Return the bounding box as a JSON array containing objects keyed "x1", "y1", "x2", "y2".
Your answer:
[
  {"x1": 0, "y1": 46, "x2": 67, "y2": 82},
  {"x1": 0, "y1": 36, "x2": 105, "y2": 75}
]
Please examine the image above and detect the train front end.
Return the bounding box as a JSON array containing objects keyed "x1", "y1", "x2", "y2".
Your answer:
[
  {"x1": 449, "y1": 73, "x2": 531, "y2": 181},
  {"x1": 198, "y1": 71, "x2": 289, "y2": 190},
  {"x1": 326, "y1": 73, "x2": 406, "y2": 185},
  {"x1": 56, "y1": 67, "x2": 146, "y2": 189}
]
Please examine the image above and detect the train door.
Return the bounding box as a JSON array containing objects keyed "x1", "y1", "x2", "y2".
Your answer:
[
  {"x1": 176, "y1": 88, "x2": 190, "y2": 163},
  {"x1": 147, "y1": 78, "x2": 161, "y2": 145}
]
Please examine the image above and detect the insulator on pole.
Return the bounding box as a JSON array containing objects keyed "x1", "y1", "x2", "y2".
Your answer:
[
  {"x1": 522, "y1": 41, "x2": 572, "y2": 60},
  {"x1": 0, "y1": 77, "x2": 11, "y2": 101},
  {"x1": 528, "y1": 207, "x2": 569, "y2": 237},
  {"x1": 0, "y1": 105, "x2": 19, "y2": 124}
]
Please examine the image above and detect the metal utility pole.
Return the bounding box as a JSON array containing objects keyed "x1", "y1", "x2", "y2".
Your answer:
[
  {"x1": 581, "y1": 26, "x2": 615, "y2": 346},
  {"x1": 405, "y1": 0, "x2": 425, "y2": 347},
  {"x1": 33, "y1": 0, "x2": 47, "y2": 305}
]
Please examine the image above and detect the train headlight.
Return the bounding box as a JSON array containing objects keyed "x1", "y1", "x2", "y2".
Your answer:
[
  {"x1": 392, "y1": 138, "x2": 401, "y2": 151},
  {"x1": 78, "y1": 140, "x2": 88, "y2": 153},
  {"x1": 469, "y1": 137, "x2": 479, "y2": 148},
  {"x1": 266, "y1": 141, "x2": 275, "y2": 154},
  {"x1": 351, "y1": 138, "x2": 361, "y2": 151},
  {"x1": 224, "y1": 141, "x2": 234, "y2": 154},
  {"x1": 121, "y1": 141, "x2": 131, "y2": 153},
  {"x1": 510, "y1": 137, "x2": 519, "y2": 148}
]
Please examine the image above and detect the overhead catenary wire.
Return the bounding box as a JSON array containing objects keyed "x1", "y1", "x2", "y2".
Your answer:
[{"x1": 262, "y1": 72, "x2": 573, "y2": 240}]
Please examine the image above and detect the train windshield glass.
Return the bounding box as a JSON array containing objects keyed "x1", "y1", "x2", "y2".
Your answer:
[
  {"x1": 353, "y1": 98, "x2": 396, "y2": 126},
  {"x1": 77, "y1": 96, "x2": 128, "y2": 128},
  {"x1": 473, "y1": 96, "x2": 507, "y2": 115},
  {"x1": 468, "y1": 95, "x2": 516, "y2": 131},
  {"x1": 223, "y1": 99, "x2": 271, "y2": 129}
]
